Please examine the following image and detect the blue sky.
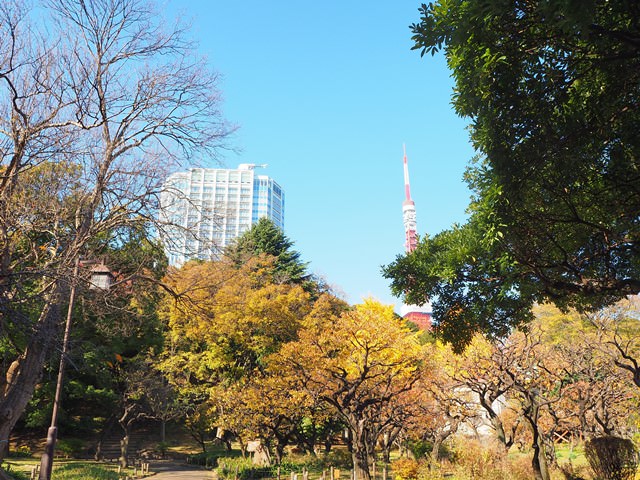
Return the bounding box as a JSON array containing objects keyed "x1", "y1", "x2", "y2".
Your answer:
[{"x1": 170, "y1": 1, "x2": 475, "y2": 309}]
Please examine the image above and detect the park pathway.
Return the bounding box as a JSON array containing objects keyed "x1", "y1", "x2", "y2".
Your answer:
[{"x1": 148, "y1": 460, "x2": 214, "y2": 479}]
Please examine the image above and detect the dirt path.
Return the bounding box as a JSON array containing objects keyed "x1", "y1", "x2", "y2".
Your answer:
[{"x1": 148, "y1": 460, "x2": 214, "y2": 479}]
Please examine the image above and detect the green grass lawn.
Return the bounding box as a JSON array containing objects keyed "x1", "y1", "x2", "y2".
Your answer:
[{"x1": 2, "y1": 459, "x2": 143, "y2": 480}]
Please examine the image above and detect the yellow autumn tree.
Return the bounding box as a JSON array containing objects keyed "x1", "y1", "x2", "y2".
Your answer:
[
  {"x1": 158, "y1": 255, "x2": 312, "y2": 397},
  {"x1": 274, "y1": 298, "x2": 425, "y2": 480}
]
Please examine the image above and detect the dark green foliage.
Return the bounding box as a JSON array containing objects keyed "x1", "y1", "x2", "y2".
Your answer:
[
  {"x1": 226, "y1": 218, "x2": 310, "y2": 286},
  {"x1": 584, "y1": 436, "x2": 638, "y2": 480},
  {"x1": 385, "y1": 1, "x2": 640, "y2": 349},
  {"x1": 55, "y1": 438, "x2": 86, "y2": 458},
  {"x1": 23, "y1": 232, "x2": 167, "y2": 439}
]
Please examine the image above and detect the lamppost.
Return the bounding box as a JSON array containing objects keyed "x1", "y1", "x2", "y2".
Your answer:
[{"x1": 39, "y1": 259, "x2": 113, "y2": 480}]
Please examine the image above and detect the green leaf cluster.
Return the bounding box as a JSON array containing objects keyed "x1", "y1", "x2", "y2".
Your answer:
[{"x1": 386, "y1": 0, "x2": 640, "y2": 348}]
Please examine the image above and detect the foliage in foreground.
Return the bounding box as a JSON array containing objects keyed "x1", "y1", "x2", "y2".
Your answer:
[
  {"x1": 385, "y1": 0, "x2": 640, "y2": 349},
  {"x1": 584, "y1": 436, "x2": 638, "y2": 480},
  {"x1": 50, "y1": 463, "x2": 119, "y2": 480},
  {"x1": 215, "y1": 452, "x2": 355, "y2": 480}
]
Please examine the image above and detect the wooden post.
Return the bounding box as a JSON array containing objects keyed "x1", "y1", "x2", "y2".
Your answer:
[
  {"x1": 303, "y1": 468, "x2": 308, "y2": 480},
  {"x1": 372, "y1": 462, "x2": 376, "y2": 480},
  {"x1": 30, "y1": 465, "x2": 41, "y2": 480},
  {"x1": 322, "y1": 470, "x2": 326, "y2": 480},
  {"x1": 277, "y1": 466, "x2": 281, "y2": 480},
  {"x1": 382, "y1": 465, "x2": 387, "y2": 480}
]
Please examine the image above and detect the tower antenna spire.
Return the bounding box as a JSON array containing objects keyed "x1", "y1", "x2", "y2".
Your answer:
[
  {"x1": 399, "y1": 145, "x2": 432, "y2": 329},
  {"x1": 402, "y1": 144, "x2": 418, "y2": 253}
]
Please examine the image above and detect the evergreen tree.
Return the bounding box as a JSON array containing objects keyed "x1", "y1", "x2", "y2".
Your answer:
[{"x1": 226, "y1": 218, "x2": 310, "y2": 286}]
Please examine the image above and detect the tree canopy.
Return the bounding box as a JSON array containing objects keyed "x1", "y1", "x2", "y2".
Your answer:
[
  {"x1": 384, "y1": 0, "x2": 640, "y2": 349},
  {"x1": 225, "y1": 217, "x2": 310, "y2": 287},
  {"x1": 0, "y1": 0, "x2": 230, "y2": 455}
]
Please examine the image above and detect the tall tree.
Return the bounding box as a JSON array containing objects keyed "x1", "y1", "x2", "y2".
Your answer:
[
  {"x1": 384, "y1": 0, "x2": 640, "y2": 348},
  {"x1": 0, "y1": 0, "x2": 230, "y2": 459},
  {"x1": 159, "y1": 256, "x2": 312, "y2": 387},
  {"x1": 226, "y1": 217, "x2": 310, "y2": 287}
]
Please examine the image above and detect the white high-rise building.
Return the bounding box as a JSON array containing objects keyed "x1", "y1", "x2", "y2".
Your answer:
[{"x1": 160, "y1": 164, "x2": 284, "y2": 266}]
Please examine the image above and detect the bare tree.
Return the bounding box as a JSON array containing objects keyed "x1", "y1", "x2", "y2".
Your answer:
[
  {"x1": 0, "y1": 0, "x2": 231, "y2": 461},
  {"x1": 590, "y1": 297, "x2": 640, "y2": 389}
]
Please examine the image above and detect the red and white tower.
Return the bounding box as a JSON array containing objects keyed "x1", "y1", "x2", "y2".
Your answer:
[
  {"x1": 402, "y1": 145, "x2": 418, "y2": 253},
  {"x1": 399, "y1": 145, "x2": 432, "y2": 329}
]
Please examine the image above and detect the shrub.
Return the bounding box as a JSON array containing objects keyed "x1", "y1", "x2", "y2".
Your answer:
[
  {"x1": 451, "y1": 440, "x2": 507, "y2": 480},
  {"x1": 56, "y1": 438, "x2": 85, "y2": 458},
  {"x1": 50, "y1": 462, "x2": 119, "y2": 479},
  {"x1": 155, "y1": 441, "x2": 170, "y2": 458},
  {"x1": 408, "y1": 440, "x2": 432, "y2": 460},
  {"x1": 321, "y1": 449, "x2": 352, "y2": 469},
  {"x1": 11, "y1": 445, "x2": 33, "y2": 458},
  {"x1": 189, "y1": 451, "x2": 220, "y2": 467},
  {"x1": 392, "y1": 457, "x2": 421, "y2": 480},
  {"x1": 217, "y1": 456, "x2": 274, "y2": 480},
  {"x1": 584, "y1": 436, "x2": 638, "y2": 480}
]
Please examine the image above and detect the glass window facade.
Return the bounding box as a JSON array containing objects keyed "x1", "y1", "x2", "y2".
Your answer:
[{"x1": 159, "y1": 165, "x2": 285, "y2": 266}]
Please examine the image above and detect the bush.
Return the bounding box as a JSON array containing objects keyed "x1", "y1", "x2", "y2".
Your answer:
[
  {"x1": 50, "y1": 462, "x2": 119, "y2": 479},
  {"x1": 585, "y1": 436, "x2": 638, "y2": 480},
  {"x1": 10, "y1": 445, "x2": 33, "y2": 458},
  {"x1": 217, "y1": 456, "x2": 275, "y2": 480},
  {"x1": 188, "y1": 451, "x2": 220, "y2": 467},
  {"x1": 451, "y1": 440, "x2": 507, "y2": 480},
  {"x1": 321, "y1": 449, "x2": 352, "y2": 469},
  {"x1": 408, "y1": 440, "x2": 432, "y2": 460},
  {"x1": 392, "y1": 458, "x2": 421, "y2": 480},
  {"x1": 56, "y1": 438, "x2": 85, "y2": 458},
  {"x1": 155, "y1": 441, "x2": 170, "y2": 458}
]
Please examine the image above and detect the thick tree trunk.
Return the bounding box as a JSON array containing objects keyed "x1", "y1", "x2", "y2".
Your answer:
[
  {"x1": 351, "y1": 447, "x2": 371, "y2": 480},
  {"x1": 0, "y1": 303, "x2": 59, "y2": 462},
  {"x1": 347, "y1": 418, "x2": 372, "y2": 480}
]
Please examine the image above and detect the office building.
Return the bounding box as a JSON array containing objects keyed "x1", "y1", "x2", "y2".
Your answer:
[{"x1": 160, "y1": 164, "x2": 284, "y2": 266}]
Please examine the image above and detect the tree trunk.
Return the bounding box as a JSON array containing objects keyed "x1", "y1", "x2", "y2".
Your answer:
[
  {"x1": 120, "y1": 430, "x2": 130, "y2": 468},
  {"x1": 489, "y1": 415, "x2": 508, "y2": 447},
  {"x1": 274, "y1": 443, "x2": 284, "y2": 465},
  {"x1": 523, "y1": 401, "x2": 550, "y2": 480},
  {"x1": 352, "y1": 447, "x2": 371, "y2": 480},
  {"x1": 0, "y1": 303, "x2": 58, "y2": 462},
  {"x1": 324, "y1": 438, "x2": 332, "y2": 453},
  {"x1": 530, "y1": 428, "x2": 550, "y2": 480}
]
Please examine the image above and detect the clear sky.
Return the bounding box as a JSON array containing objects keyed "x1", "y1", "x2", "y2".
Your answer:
[{"x1": 169, "y1": 1, "x2": 475, "y2": 310}]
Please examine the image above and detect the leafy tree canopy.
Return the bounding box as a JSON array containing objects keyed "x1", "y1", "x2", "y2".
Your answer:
[
  {"x1": 384, "y1": 0, "x2": 640, "y2": 349},
  {"x1": 225, "y1": 217, "x2": 310, "y2": 287}
]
